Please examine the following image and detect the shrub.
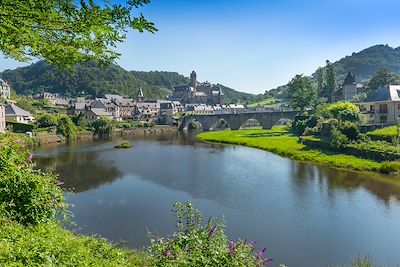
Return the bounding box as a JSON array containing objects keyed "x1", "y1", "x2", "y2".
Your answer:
[
  {"x1": 292, "y1": 119, "x2": 307, "y2": 136},
  {"x1": 92, "y1": 116, "x2": 114, "y2": 137},
  {"x1": 37, "y1": 113, "x2": 58, "y2": 128},
  {"x1": 320, "y1": 101, "x2": 363, "y2": 123},
  {"x1": 6, "y1": 121, "x2": 35, "y2": 133},
  {"x1": 0, "y1": 134, "x2": 67, "y2": 225},
  {"x1": 114, "y1": 141, "x2": 133, "y2": 149},
  {"x1": 330, "y1": 126, "x2": 348, "y2": 150},
  {"x1": 57, "y1": 115, "x2": 77, "y2": 141},
  {"x1": 338, "y1": 121, "x2": 360, "y2": 141},
  {"x1": 379, "y1": 161, "x2": 400, "y2": 173},
  {"x1": 148, "y1": 202, "x2": 272, "y2": 267}
]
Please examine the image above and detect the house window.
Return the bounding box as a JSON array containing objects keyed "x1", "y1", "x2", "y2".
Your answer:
[
  {"x1": 398, "y1": 103, "x2": 400, "y2": 110},
  {"x1": 380, "y1": 115, "x2": 387, "y2": 123},
  {"x1": 370, "y1": 105, "x2": 375, "y2": 112},
  {"x1": 379, "y1": 104, "x2": 388, "y2": 114}
]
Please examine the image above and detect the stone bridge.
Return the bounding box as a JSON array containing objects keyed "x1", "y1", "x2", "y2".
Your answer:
[{"x1": 178, "y1": 111, "x2": 298, "y2": 131}]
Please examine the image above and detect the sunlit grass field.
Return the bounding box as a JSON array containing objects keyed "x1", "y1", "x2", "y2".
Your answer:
[{"x1": 197, "y1": 127, "x2": 383, "y2": 172}]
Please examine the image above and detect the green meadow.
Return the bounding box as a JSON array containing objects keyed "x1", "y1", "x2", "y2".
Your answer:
[{"x1": 197, "y1": 127, "x2": 384, "y2": 172}]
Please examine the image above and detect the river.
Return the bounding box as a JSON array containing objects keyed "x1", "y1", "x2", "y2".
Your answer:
[{"x1": 34, "y1": 131, "x2": 400, "y2": 267}]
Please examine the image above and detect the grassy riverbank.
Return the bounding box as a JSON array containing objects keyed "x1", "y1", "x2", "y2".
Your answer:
[{"x1": 197, "y1": 127, "x2": 385, "y2": 172}]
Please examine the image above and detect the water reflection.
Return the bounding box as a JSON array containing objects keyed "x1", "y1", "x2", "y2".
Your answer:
[{"x1": 34, "y1": 132, "x2": 400, "y2": 266}]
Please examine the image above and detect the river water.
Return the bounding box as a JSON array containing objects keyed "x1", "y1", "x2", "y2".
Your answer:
[{"x1": 34, "y1": 132, "x2": 400, "y2": 267}]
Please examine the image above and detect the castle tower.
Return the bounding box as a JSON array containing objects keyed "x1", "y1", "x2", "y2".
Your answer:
[{"x1": 190, "y1": 71, "x2": 197, "y2": 89}]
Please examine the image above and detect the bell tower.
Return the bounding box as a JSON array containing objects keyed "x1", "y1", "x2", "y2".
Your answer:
[{"x1": 190, "y1": 70, "x2": 197, "y2": 89}]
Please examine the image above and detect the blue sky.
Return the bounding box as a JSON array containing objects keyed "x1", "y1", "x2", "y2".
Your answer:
[{"x1": 1, "y1": 0, "x2": 400, "y2": 94}]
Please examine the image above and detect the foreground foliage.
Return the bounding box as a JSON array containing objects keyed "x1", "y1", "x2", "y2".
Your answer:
[
  {"x1": 0, "y1": 221, "x2": 148, "y2": 267},
  {"x1": 148, "y1": 202, "x2": 272, "y2": 267},
  {"x1": 0, "y1": 134, "x2": 66, "y2": 225},
  {"x1": 0, "y1": 0, "x2": 156, "y2": 67}
]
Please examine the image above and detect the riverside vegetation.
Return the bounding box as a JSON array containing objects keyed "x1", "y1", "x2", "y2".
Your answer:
[{"x1": 198, "y1": 102, "x2": 400, "y2": 174}]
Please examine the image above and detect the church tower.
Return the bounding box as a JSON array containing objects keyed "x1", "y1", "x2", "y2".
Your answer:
[{"x1": 190, "y1": 71, "x2": 197, "y2": 89}]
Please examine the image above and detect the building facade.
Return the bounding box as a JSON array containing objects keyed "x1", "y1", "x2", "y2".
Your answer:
[
  {"x1": 171, "y1": 71, "x2": 224, "y2": 105},
  {"x1": 5, "y1": 104, "x2": 35, "y2": 124},
  {"x1": 358, "y1": 85, "x2": 400, "y2": 124},
  {"x1": 0, "y1": 78, "x2": 11, "y2": 99}
]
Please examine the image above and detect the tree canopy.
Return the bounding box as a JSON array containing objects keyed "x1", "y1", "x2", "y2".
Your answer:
[
  {"x1": 0, "y1": 0, "x2": 156, "y2": 68},
  {"x1": 288, "y1": 74, "x2": 316, "y2": 112},
  {"x1": 367, "y1": 67, "x2": 400, "y2": 94}
]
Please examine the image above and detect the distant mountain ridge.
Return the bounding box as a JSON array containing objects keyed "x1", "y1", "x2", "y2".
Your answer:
[
  {"x1": 0, "y1": 61, "x2": 254, "y2": 104},
  {"x1": 327, "y1": 44, "x2": 400, "y2": 82}
]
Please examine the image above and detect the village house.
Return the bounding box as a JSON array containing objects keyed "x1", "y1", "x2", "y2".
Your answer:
[
  {"x1": 185, "y1": 104, "x2": 215, "y2": 115},
  {"x1": 158, "y1": 100, "x2": 174, "y2": 125},
  {"x1": 136, "y1": 100, "x2": 160, "y2": 121},
  {"x1": 358, "y1": 85, "x2": 400, "y2": 124},
  {"x1": 91, "y1": 98, "x2": 121, "y2": 121},
  {"x1": 84, "y1": 108, "x2": 113, "y2": 122},
  {"x1": 0, "y1": 105, "x2": 5, "y2": 133},
  {"x1": 4, "y1": 104, "x2": 35, "y2": 124},
  {"x1": 0, "y1": 78, "x2": 11, "y2": 99}
]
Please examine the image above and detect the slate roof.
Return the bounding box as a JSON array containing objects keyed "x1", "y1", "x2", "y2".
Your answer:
[
  {"x1": 364, "y1": 85, "x2": 400, "y2": 102},
  {"x1": 5, "y1": 104, "x2": 32, "y2": 117},
  {"x1": 343, "y1": 72, "x2": 356, "y2": 86},
  {"x1": 90, "y1": 108, "x2": 112, "y2": 116}
]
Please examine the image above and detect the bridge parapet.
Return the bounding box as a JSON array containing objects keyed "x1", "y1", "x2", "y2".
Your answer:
[{"x1": 178, "y1": 111, "x2": 298, "y2": 131}]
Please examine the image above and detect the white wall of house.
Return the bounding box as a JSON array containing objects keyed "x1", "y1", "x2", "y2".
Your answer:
[
  {"x1": 0, "y1": 106, "x2": 5, "y2": 132},
  {"x1": 5, "y1": 115, "x2": 35, "y2": 124},
  {"x1": 360, "y1": 101, "x2": 400, "y2": 124}
]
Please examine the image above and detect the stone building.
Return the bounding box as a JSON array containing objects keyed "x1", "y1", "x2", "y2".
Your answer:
[
  {"x1": 0, "y1": 78, "x2": 11, "y2": 99},
  {"x1": 171, "y1": 71, "x2": 224, "y2": 105},
  {"x1": 332, "y1": 72, "x2": 365, "y2": 101}
]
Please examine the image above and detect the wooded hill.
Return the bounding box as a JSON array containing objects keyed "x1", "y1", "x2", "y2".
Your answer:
[
  {"x1": 0, "y1": 61, "x2": 254, "y2": 104},
  {"x1": 262, "y1": 44, "x2": 400, "y2": 100}
]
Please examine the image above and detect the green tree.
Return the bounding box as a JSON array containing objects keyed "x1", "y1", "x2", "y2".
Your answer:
[
  {"x1": 37, "y1": 113, "x2": 58, "y2": 128},
  {"x1": 367, "y1": 67, "x2": 400, "y2": 94},
  {"x1": 92, "y1": 117, "x2": 113, "y2": 137},
  {"x1": 0, "y1": 0, "x2": 157, "y2": 68},
  {"x1": 324, "y1": 60, "x2": 337, "y2": 102},
  {"x1": 288, "y1": 74, "x2": 316, "y2": 112},
  {"x1": 56, "y1": 115, "x2": 77, "y2": 141},
  {"x1": 316, "y1": 67, "x2": 327, "y2": 98}
]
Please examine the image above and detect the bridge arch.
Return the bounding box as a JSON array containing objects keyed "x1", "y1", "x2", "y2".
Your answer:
[
  {"x1": 178, "y1": 111, "x2": 298, "y2": 131},
  {"x1": 210, "y1": 118, "x2": 231, "y2": 131},
  {"x1": 240, "y1": 118, "x2": 261, "y2": 129}
]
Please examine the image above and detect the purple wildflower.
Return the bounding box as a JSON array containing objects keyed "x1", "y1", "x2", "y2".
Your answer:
[
  {"x1": 228, "y1": 241, "x2": 236, "y2": 255},
  {"x1": 264, "y1": 258, "x2": 273, "y2": 264},
  {"x1": 167, "y1": 235, "x2": 174, "y2": 243},
  {"x1": 14, "y1": 139, "x2": 22, "y2": 144},
  {"x1": 208, "y1": 225, "x2": 217, "y2": 235},
  {"x1": 28, "y1": 153, "x2": 33, "y2": 162},
  {"x1": 257, "y1": 248, "x2": 267, "y2": 258},
  {"x1": 248, "y1": 241, "x2": 256, "y2": 248},
  {"x1": 163, "y1": 250, "x2": 171, "y2": 258}
]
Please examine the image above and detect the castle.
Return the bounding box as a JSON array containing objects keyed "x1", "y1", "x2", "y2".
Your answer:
[{"x1": 170, "y1": 71, "x2": 224, "y2": 105}]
